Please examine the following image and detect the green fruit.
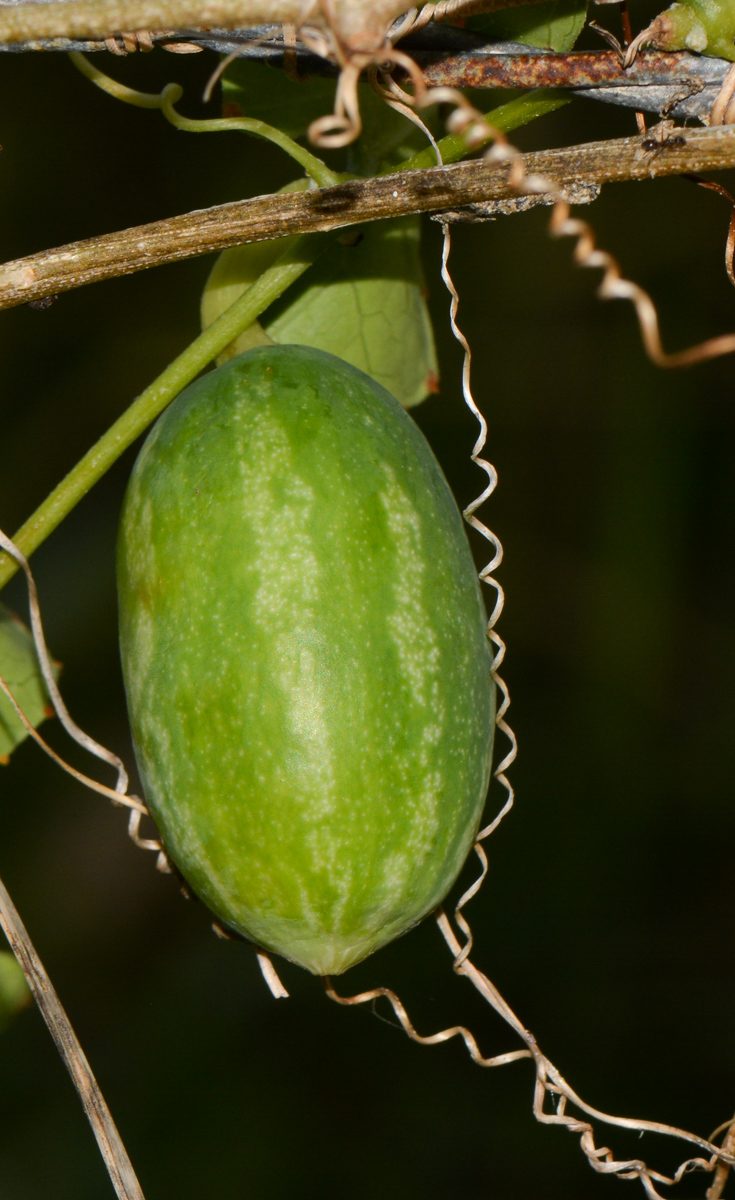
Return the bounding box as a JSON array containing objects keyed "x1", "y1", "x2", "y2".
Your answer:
[
  {"x1": 118, "y1": 346, "x2": 494, "y2": 975},
  {"x1": 641, "y1": 0, "x2": 735, "y2": 58}
]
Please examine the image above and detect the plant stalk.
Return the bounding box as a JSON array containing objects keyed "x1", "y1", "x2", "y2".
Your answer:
[
  {"x1": 69, "y1": 53, "x2": 341, "y2": 188},
  {"x1": 6, "y1": 121, "x2": 735, "y2": 312},
  {"x1": 0, "y1": 233, "x2": 330, "y2": 592},
  {"x1": 0, "y1": 93, "x2": 562, "y2": 587},
  {"x1": 0, "y1": 870, "x2": 146, "y2": 1200},
  {"x1": 397, "y1": 89, "x2": 570, "y2": 172}
]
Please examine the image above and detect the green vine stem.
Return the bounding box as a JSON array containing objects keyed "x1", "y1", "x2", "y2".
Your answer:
[
  {"x1": 158, "y1": 89, "x2": 343, "y2": 187},
  {"x1": 399, "y1": 89, "x2": 571, "y2": 172},
  {"x1": 69, "y1": 52, "x2": 565, "y2": 185},
  {"x1": 0, "y1": 233, "x2": 331, "y2": 592},
  {"x1": 0, "y1": 85, "x2": 567, "y2": 593},
  {"x1": 69, "y1": 52, "x2": 341, "y2": 188}
]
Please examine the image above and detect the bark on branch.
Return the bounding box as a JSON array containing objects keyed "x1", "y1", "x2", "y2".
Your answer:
[
  {"x1": 0, "y1": 0, "x2": 566, "y2": 45},
  {"x1": 0, "y1": 0, "x2": 300, "y2": 42},
  {"x1": 4, "y1": 123, "x2": 735, "y2": 311}
]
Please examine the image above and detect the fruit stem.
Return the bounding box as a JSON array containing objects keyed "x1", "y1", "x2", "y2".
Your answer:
[
  {"x1": 395, "y1": 89, "x2": 570, "y2": 173},
  {"x1": 0, "y1": 85, "x2": 568, "y2": 593},
  {"x1": 0, "y1": 233, "x2": 331, "y2": 593}
]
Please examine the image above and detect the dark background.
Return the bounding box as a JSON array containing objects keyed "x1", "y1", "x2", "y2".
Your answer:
[{"x1": 0, "y1": 19, "x2": 735, "y2": 1199}]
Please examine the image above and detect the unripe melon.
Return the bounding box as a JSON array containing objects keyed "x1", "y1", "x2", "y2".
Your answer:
[{"x1": 118, "y1": 346, "x2": 494, "y2": 975}]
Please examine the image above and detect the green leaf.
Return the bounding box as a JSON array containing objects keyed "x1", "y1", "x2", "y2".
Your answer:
[
  {"x1": 265, "y1": 218, "x2": 438, "y2": 407},
  {"x1": 202, "y1": 216, "x2": 439, "y2": 409},
  {"x1": 0, "y1": 952, "x2": 31, "y2": 1031},
  {"x1": 0, "y1": 602, "x2": 55, "y2": 762},
  {"x1": 468, "y1": 0, "x2": 588, "y2": 51}
]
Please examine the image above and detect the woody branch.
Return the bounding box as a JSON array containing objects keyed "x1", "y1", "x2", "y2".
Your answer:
[{"x1": 3, "y1": 123, "x2": 735, "y2": 310}]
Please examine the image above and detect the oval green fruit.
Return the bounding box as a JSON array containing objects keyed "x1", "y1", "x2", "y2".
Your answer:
[{"x1": 118, "y1": 346, "x2": 494, "y2": 975}]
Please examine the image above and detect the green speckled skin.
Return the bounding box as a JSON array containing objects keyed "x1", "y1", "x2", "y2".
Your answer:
[
  {"x1": 651, "y1": 0, "x2": 735, "y2": 58},
  {"x1": 118, "y1": 346, "x2": 494, "y2": 975}
]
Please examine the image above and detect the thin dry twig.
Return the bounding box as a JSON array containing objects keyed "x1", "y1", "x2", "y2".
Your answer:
[
  {"x1": 4, "y1": 124, "x2": 735, "y2": 311},
  {"x1": 0, "y1": 873, "x2": 146, "y2": 1200}
]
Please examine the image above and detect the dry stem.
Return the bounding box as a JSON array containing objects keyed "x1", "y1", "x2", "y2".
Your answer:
[
  {"x1": 0, "y1": 0, "x2": 562, "y2": 45},
  {"x1": 3, "y1": 123, "x2": 735, "y2": 310},
  {"x1": 0, "y1": 0, "x2": 306, "y2": 43},
  {"x1": 0, "y1": 872, "x2": 146, "y2": 1200},
  {"x1": 0, "y1": 0, "x2": 417, "y2": 54}
]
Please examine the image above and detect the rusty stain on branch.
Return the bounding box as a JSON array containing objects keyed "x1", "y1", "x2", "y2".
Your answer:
[
  {"x1": 416, "y1": 47, "x2": 715, "y2": 89},
  {"x1": 1, "y1": 18, "x2": 728, "y2": 120}
]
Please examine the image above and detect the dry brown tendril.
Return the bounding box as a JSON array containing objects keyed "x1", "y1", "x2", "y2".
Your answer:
[
  {"x1": 321, "y1": 85, "x2": 735, "y2": 1199},
  {"x1": 0, "y1": 525, "x2": 170, "y2": 869}
]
